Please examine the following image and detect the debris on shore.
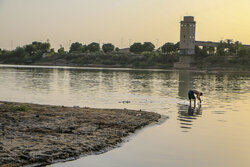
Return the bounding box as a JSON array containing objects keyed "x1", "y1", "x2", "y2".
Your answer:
[{"x1": 0, "y1": 101, "x2": 161, "y2": 167}]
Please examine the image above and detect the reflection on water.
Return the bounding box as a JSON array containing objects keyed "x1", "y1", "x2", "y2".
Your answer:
[
  {"x1": 0, "y1": 65, "x2": 250, "y2": 167},
  {"x1": 178, "y1": 71, "x2": 193, "y2": 99},
  {"x1": 178, "y1": 104, "x2": 202, "y2": 132}
]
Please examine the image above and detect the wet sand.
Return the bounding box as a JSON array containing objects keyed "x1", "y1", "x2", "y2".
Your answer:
[{"x1": 0, "y1": 101, "x2": 161, "y2": 167}]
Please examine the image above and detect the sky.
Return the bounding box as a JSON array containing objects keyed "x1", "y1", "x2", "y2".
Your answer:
[{"x1": 0, "y1": 0, "x2": 250, "y2": 50}]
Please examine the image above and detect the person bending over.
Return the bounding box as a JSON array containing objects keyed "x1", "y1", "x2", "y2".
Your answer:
[{"x1": 188, "y1": 90, "x2": 203, "y2": 107}]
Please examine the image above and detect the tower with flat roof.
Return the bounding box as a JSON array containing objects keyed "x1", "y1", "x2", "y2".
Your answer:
[{"x1": 180, "y1": 16, "x2": 196, "y2": 55}]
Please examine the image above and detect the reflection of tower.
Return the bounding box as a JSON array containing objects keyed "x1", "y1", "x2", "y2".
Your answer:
[
  {"x1": 180, "y1": 16, "x2": 196, "y2": 55},
  {"x1": 178, "y1": 71, "x2": 193, "y2": 99}
]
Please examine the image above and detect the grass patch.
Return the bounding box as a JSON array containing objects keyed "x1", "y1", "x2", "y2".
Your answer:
[{"x1": 0, "y1": 105, "x2": 31, "y2": 112}]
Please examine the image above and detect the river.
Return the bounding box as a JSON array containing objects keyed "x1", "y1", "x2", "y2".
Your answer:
[{"x1": 0, "y1": 65, "x2": 249, "y2": 167}]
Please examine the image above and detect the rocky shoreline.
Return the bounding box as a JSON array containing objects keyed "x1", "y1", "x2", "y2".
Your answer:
[{"x1": 0, "y1": 101, "x2": 161, "y2": 167}]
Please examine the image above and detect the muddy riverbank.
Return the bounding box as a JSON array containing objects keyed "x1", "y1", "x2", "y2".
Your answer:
[{"x1": 0, "y1": 101, "x2": 161, "y2": 167}]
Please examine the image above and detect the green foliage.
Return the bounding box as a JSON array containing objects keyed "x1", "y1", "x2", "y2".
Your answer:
[
  {"x1": 13, "y1": 47, "x2": 26, "y2": 57},
  {"x1": 25, "y1": 42, "x2": 50, "y2": 54},
  {"x1": 143, "y1": 42, "x2": 155, "y2": 52},
  {"x1": 102, "y1": 43, "x2": 115, "y2": 53},
  {"x1": 0, "y1": 40, "x2": 249, "y2": 69},
  {"x1": 0, "y1": 41, "x2": 51, "y2": 64},
  {"x1": 130, "y1": 42, "x2": 155, "y2": 53},
  {"x1": 194, "y1": 39, "x2": 250, "y2": 69},
  {"x1": 25, "y1": 44, "x2": 36, "y2": 55},
  {"x1": 161, "y1": 42, "x2": 178, "y2": 53},
  {"x1": 58, "y1": 47, "x2": 65, "y2": 54},
  {"x1": 69, "y1": 42, "x2": 83, "y2": 53},
  {"x1": 82, "y1": 45, "x2": 88, "y2": 53},
  {"x1": 0, "y1": 105, "x2": 30, "y2": 112},
  {"x1": 87, "y1": 42, "x2": 100, "y2": 52},
  {"x1": 175, "y1": 42, "x2": 180, "y2": 50},
  {"x1": 130, "y1": 43, "x2": 143, "y2": 53}
]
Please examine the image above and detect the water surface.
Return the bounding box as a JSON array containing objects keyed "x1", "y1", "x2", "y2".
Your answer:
[{"x1": 0, "y1": 65, "x2": 249, "y2": 167}]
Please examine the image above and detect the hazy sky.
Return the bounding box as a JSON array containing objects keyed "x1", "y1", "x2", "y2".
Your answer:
[{"x1": 1, "y1": 0, "x2": 250, "y2": 50}]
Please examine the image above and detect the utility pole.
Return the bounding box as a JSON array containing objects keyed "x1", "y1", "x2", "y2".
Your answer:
[
  {"x1": 11, "y1": 40, "x2": 13, "y2": 50},
  {"x1": 69, "y1": 40, "x2": 72, "y2": 51},
  {"x1": 121, "y1": 37, "x2": 123, "y2": 49},
  {"x1": 156, "y1": 38, "x2": 159, "y2": 49},
  {"x1": 129, "y1": 39, "x2": 132, "y2": 47}
]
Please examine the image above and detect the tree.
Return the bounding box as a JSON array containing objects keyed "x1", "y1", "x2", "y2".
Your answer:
[
  {"x1": 31, "y1": 41, "x2": 50, "y2": 52},
  {"x1": 207, "y1": 47, "x2": 215, "y2": 54},
  {"x1": 102, "y1": 43, "x2": 115, "y2": 53},
  {"x1": 40, "y1": 43, "x2": 51, "y2": 52},
  {"x1": 161, "y1": 42, "x2": 177, "y2": 53},
  {"x1": 175, "y1": 42, "x2": 180, "y2": 51},
  {"x1": 25, "y1": 44, "x2": 36, "y2": 55},
  {"x1": 82, "y1": 45, "x2": 88, "y2": 53},
  {"x1": 58, "y1": 47, "x2": 65, "y2": 54},
  {"x1": 13, "y1": 47, "x2": 26, "y2": 57},
  {"x1": 69, "y1": 42, "x2": 83, "y2": 53},
  {"x1": 217, "y1": 41, "x2": 226, "y2": 56},
  {"x1": 143, "y1": 42, "x2": 155, "y2": 52},
  {"x1": 50, "y1": 48, "x2": 55, "y2": 53},
  {"x1": 87, "y1": 42, "x2": 100, "y2": 52},
  {"x1": 130, "y1": 42, "x2": 143, "y2": 53},
  {"x1": 115, "y1": 47, "x2": 120, "y2": 52}
]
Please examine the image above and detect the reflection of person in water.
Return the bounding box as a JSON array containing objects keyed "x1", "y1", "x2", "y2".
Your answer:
[
  {"x1": 188, "y1": 90, "x2": 203, "y2": 107},
  {"x1": 188, "y1": 104, "x2": 202, "y2": 116},
  {"x1": 178, "y1": 104, "x2": 202, "y2": 131},
  {"x1": 188, "y1": 106, "x2": 194, "y2": 115}
]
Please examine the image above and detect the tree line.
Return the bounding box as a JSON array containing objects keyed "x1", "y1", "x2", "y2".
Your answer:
[
  {"x1": 0, "y1": 40, "x2": 180, "y2": 56},
  {"x1": 68, "y1": 41, "x2": 180, "y2": 54},
  {"x1": 0, "y1": 39, "x2": 249, "y2": 69},
  {"x1": 195, "y1": 39, "x2": 250, "y2": 68}
]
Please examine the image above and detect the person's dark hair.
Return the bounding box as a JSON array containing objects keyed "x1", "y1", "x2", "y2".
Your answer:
[{"x1": 200, "y1": 92, "x2": 203, "y2": 96}]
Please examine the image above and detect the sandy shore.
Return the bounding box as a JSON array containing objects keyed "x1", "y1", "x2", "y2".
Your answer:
[{"x1": 0, "y1": 101, "x2": 161, "y2": 167}]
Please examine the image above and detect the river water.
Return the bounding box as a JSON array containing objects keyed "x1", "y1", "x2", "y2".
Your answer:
[{"x1": 0, "y1": 65, "x2": 249, "y2": 167}]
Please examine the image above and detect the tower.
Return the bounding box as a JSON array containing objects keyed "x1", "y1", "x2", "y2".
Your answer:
[{"x1": 180, "y1": 16, "x2": 196, "y2": 55}]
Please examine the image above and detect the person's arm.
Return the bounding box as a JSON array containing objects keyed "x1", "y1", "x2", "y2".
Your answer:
[{"x1": 197, "y1": 95, "x2": 202, "y2": 103}]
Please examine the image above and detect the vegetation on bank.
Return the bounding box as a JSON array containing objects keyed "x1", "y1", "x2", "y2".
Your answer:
[
  {"x1": 0, "y1": 39, "x2": 249, "y2": 69},
  {"x1": 0, "y1": 105, "x2": 30, "y2": 112},
  {"x1": 194, "y1": 39, "x2": 250, "y2": 69},
  {"x1": 0, "y1": 41, "x2": 179, "y2": 68}
]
